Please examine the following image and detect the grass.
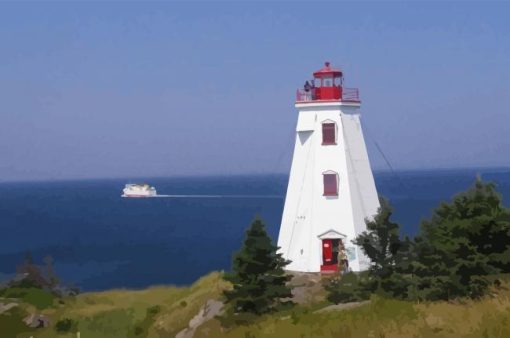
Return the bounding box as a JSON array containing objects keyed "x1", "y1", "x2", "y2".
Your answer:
[
  {"x1": 195, "y1": 295, "x2": 417, "y2": 338},
  {"x1": 3, "y1": 272, "x2": 510, "y2": 337},
  {"x1": 128, "y1": 305, "x2": 160, "y2": 337},
  {"x1": 0, "y1": 306, "x2": 37, "y2": 337},
  {"x1": 0, "y1": 287, "x2": 55, "y2": 309},
  {"x1": 195, "y1": 282, "x2": 510, "y2": 338},
  {"x1": 1, "y1": 271, "x2": 227, "y2": 338}
]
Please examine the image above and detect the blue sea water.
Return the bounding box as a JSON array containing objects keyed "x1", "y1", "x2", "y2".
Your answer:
[{"x1": 1, "y1": 169, "x2": 510, "y2": 291}]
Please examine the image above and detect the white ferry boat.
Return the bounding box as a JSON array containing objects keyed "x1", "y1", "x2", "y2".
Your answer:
[{"x1": 122, "y1": 183, "x2": 157, "y2": 198}]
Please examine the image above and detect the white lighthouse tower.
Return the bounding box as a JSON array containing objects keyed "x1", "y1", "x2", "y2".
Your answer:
[{"x1": 277, "y1": 62, "x2": 380, "y2": 273}]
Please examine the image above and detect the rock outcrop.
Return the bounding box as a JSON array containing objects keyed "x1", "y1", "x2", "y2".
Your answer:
[
  {"x1": 175, "y1": 299, "x2": 223, "y2": 338},
  {"x1": 0, "y1": 302, "x2": 18, "y2": 315},
  {"x1": 23, "y1": 313, "x2": 50, "y2": 328}
]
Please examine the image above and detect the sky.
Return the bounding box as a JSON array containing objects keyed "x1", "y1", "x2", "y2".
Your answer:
[{"x1": 1, "y1": 1, "x2": 509, "y2": 181}]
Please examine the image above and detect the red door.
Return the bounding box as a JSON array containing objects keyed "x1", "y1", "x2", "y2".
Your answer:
[{"x1": 322, "y1": 239, "x2": 333, "y2": 265}]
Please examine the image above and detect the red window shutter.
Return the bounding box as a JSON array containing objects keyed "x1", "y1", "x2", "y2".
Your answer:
[
  {"x1": 322, "y1": 123, "x2": 336, "y2": 145},
  {"x1": 323, "y1": 173, "x2": 338, "y2": 196}
]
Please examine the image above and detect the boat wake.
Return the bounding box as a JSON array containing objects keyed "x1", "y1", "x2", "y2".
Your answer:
[{"x1": 153, "y1": 194, "x2": 283, "y2": 199}]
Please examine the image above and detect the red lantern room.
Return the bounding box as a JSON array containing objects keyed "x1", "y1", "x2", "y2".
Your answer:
[
  {"x1": 313, "y1": 61, "x2": 343, "y2": 100},
  {"x1": 296, "y1": 62, "x2": 359, "y2": 103}
]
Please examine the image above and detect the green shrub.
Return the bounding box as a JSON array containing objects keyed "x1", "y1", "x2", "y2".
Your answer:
[
  {"x1": 55, "y1": 318, "x2": 77, "y2": 332},
  {"x1": 147, "y1": 305, "x2": 160, "y2": 316},
  {"x1": 0, "y1": 287, "x2": 55, "y2": 309},
  {"x1": 134, "y1": 325, "x2": 144, "y2": 335},
  {"x1": 324, "y1": 272, "x2": 370, "y2": 304}
]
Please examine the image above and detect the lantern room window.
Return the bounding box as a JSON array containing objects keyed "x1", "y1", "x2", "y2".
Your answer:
[
  {"x1": 323, "y1": 172, "x2": 338, "y2": 196},
  {"x1": 322, "y1": 122, "x2": 336, "y2": 145},
  {"x1": 323, "y1": 76, "x2": 333, "y2": 87}
]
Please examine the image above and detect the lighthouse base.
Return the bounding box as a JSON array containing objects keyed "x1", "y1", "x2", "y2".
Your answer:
[{"x1": 320, "y1": 265, "x2": 338, "y2": 273}]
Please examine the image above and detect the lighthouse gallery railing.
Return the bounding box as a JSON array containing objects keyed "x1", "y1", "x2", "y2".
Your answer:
[{"x1": 296, "y1": 87, "x2": 360, "y2": 102}]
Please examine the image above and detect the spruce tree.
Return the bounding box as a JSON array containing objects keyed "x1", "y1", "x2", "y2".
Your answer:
[
  {"x1": 412, "y1": 178, "x2": 510, "y2": 300},
  {"x1": 343, "y1": 179, "x2": 510, "y2": 302},
  {"x1": 222, "y1": 218, "x2": 293, "y2": 323},
  {"x1": 354, "y1": 199, "x2": 402, "y2": 275},
  {"x1": 353, "y1": 198, "x2": 407, "y2": 297}
]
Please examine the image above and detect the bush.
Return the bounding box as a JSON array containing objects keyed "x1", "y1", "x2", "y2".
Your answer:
[
  {"x1": 324, "y1": 272, "x2": 370, "y2": 304},
  {"x1": 0, "y1": 287, "x2": 55, "y2": 309},
  {"x1": 55, "y1": 318, "x2": 77, "y2": 332},
  {"x1": 147, "y1": 305, "x2": 160, "y2": 316}
]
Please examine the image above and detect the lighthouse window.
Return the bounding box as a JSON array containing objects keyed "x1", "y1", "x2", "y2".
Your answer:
[
  {"x1": 322, "y1": 123, "x2": 336, "y2": 145},
  {"x1": 323, "y1": 173, "x2": 338, "y2": 196}
]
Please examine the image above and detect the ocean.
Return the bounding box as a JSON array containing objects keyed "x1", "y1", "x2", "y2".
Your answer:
[{"x1": 1, "y1": 168, "x2": 509, "y2": 291}]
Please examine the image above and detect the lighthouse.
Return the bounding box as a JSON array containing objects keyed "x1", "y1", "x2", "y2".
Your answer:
[{"x1": 277, "y1": 62, "x2": 380, "y2": 273}]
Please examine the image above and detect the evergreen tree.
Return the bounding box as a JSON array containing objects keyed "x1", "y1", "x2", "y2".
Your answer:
[
  {"x1": 222, "y1": 218, "x2": 293, "y2": 324},
  {"x1": 337, "y1": 179, "x2": 510, "y2": 302},
  {"x1": 411, "y1": 179, "x2": 510, "y2": 300},
  {"x1": 353, "y1": 199, "x2": 407, "y2": 297}
]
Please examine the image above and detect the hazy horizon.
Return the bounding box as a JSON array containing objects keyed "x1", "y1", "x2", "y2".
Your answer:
[
  {"x1": 2, "y1": 2, "x2": 509, "y2": 182},
  {"x1": 2, "y1": 165, "x2": 509, "y2": 184}
]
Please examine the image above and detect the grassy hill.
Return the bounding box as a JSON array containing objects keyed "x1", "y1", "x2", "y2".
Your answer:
[
  {"x1": 2, "y1": 272, "x2": 510, "y2": 338},
  {"x1": 196, "y1": 285, "x2": 510, "y2": 338},
  {"x1": 1, "y1": 272, "x2": 227, "y2": 338}
]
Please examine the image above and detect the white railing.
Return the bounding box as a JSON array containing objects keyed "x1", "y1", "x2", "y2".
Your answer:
[
  {"x1": 296, "y1": 89, "x2": 313, "y2": 102},
  {"x1": 296, "y1": 88, "x2": 360, "y2": 102},
  {"x1": 342, "y1": 88, "x2": 360, "y2": 102}
]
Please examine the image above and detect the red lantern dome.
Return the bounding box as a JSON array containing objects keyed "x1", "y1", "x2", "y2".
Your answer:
[{"x1": 313, "y1": 61, "x2": 343, "y2": 78}]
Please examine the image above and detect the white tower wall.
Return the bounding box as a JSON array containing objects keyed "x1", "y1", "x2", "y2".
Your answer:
[{"x1": 277, "y1": 101, "x2": 379, "y2": 272}]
